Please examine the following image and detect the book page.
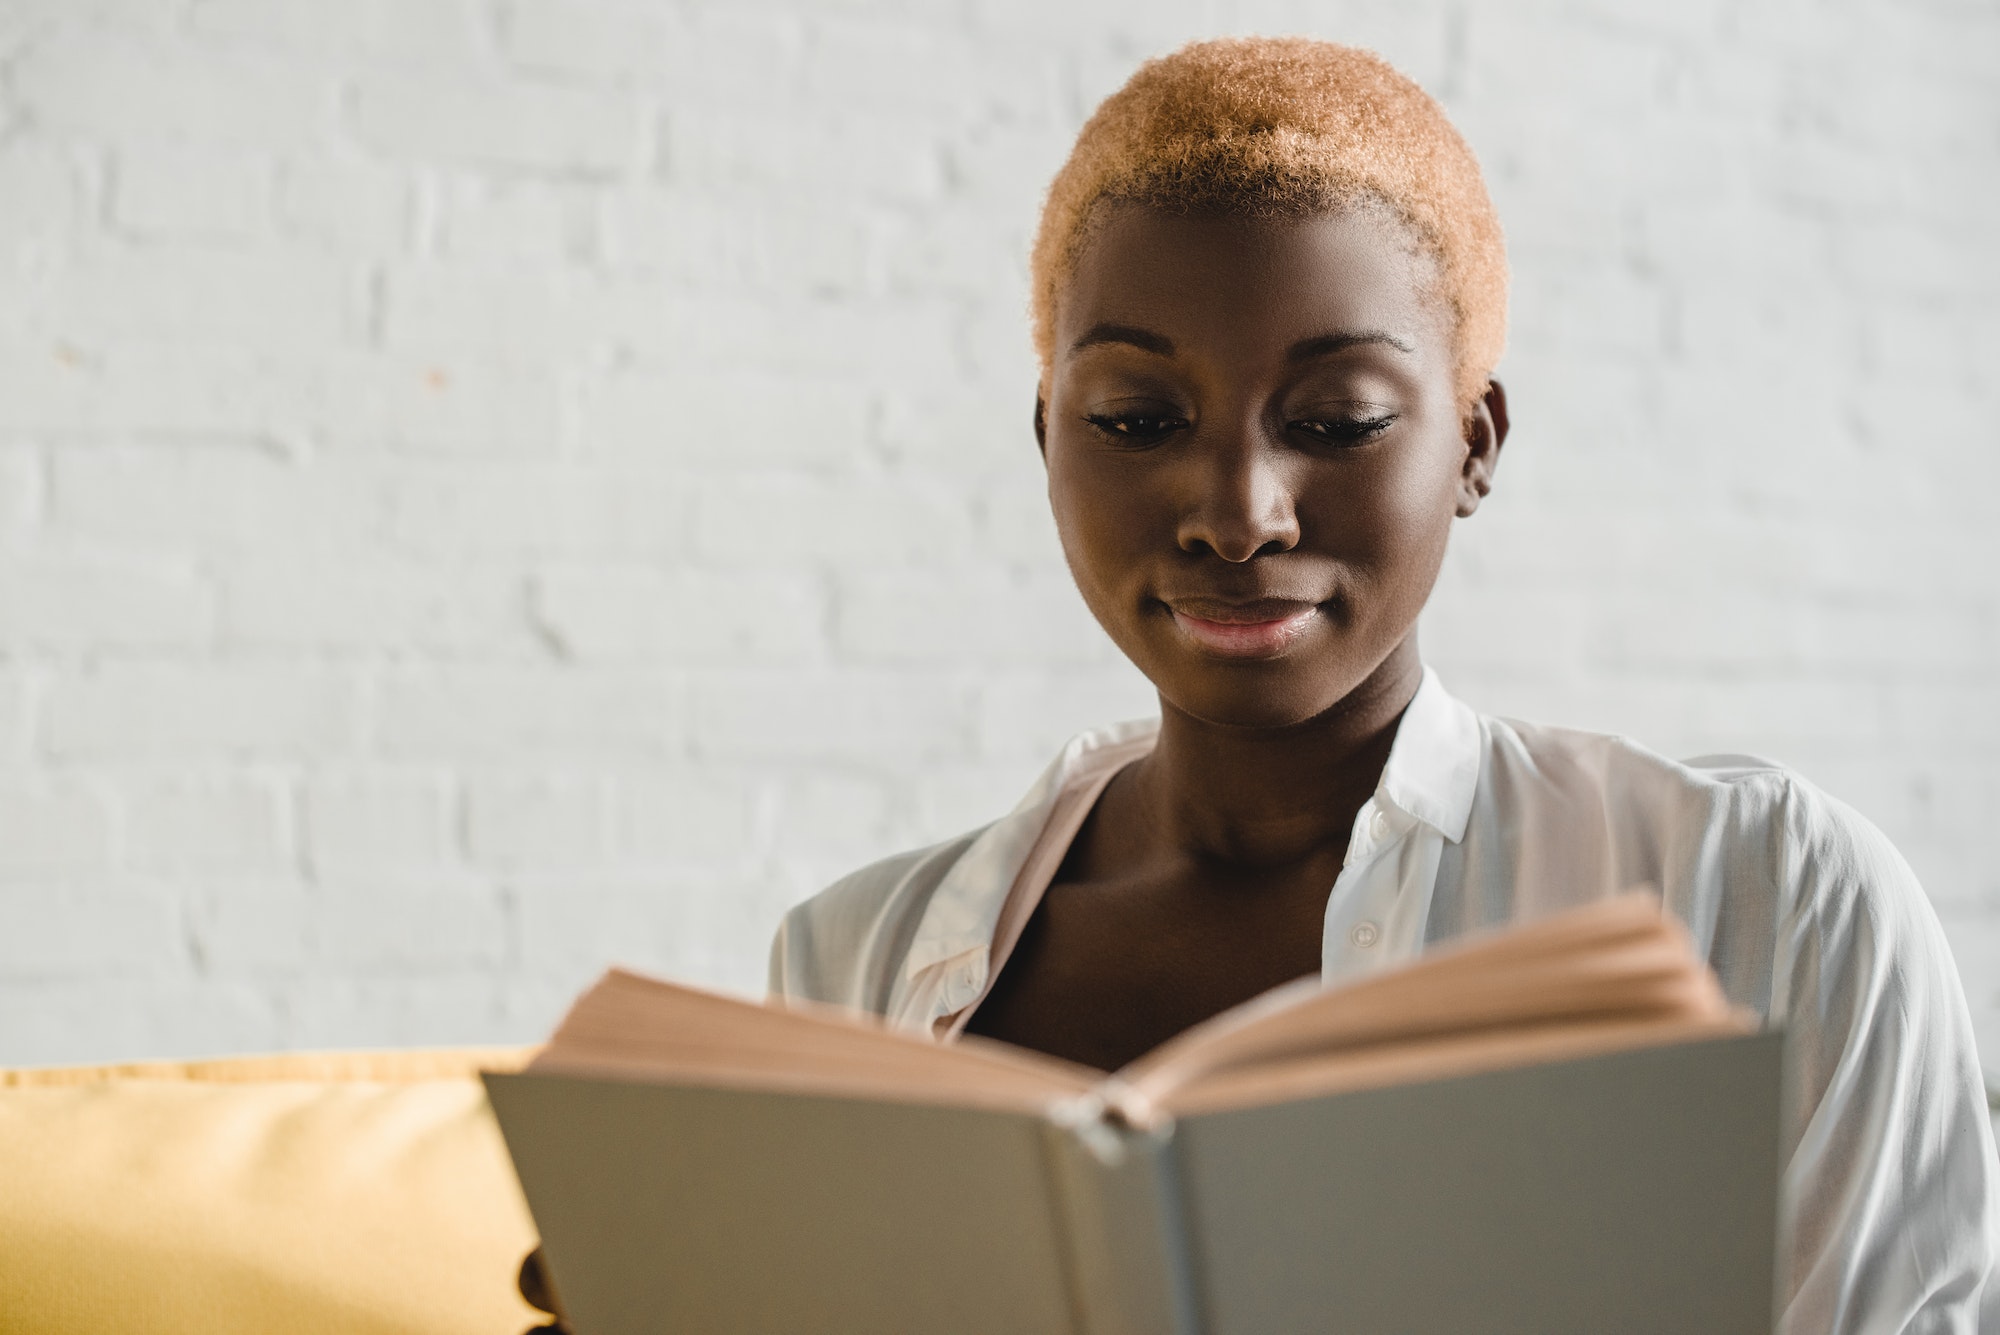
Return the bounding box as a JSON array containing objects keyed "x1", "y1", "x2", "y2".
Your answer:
[
  {"x1": 527, "y1": 894, "x2": 1746, "y2": 1121},
  {"x1": 1118, "y1": 893, "x2": 1747, "y2": 1112},
  {"x1": 1151, "y1": 1014, "x2": 1748, "y2": 1117},
  {"x1": 530, "y1": 968, "x2": 1099, "y2": 1113}
]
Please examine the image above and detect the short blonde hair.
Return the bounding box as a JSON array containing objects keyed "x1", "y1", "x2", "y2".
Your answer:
[{"x1": 1030, "y1": 36, "x2": 1507, "y2": 407}]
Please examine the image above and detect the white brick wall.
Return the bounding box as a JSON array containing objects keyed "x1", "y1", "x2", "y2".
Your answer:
[{"x1": 0, "y1": 0, "x2": 1994, "y2": 1069}]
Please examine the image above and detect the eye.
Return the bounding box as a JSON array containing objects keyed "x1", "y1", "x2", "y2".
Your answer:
[
  {"x1": 1288, "y1": 414, "x2": 1396, "y2": 446},
  {"x1": 1084, "y1": 412, "x2": 1189, "y2": 446}
]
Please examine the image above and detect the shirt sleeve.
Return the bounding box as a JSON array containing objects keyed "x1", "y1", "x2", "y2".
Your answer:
[
  {"x1": 1770, "y1": 782, "x2": 1998, "y2": 1333},
  {"x1": 766, "y1": 909, "x2": 796, "y2": 1002}
]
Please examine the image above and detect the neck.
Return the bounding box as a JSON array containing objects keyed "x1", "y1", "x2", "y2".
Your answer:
[{"x1": 1133, "y1": 639, "x2": 1423, "y2": 869}]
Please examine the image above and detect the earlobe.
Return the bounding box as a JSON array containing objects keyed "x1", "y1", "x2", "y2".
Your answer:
[{"x1": 1033, "y1": 393, "x2": 1049, "y2": 459}]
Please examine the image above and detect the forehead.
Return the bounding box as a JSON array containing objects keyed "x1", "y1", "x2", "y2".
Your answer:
[{"x1": 1055, "y1": 206, "x2": 1452, "y2": 369}]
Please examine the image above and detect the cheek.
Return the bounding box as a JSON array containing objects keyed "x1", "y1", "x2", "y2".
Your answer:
[
  {"x1": 1381, "y1": 453, "x2": 1460, "y2": 548},
  {"x1": 1377, "y1": 444, "x2": 1463, "y2": 582},
  {"x1": 1046, "y1": 449, "x2": 1148, "y2": 589},
  {"x1": 1307, "y1": 443, "x2": 1461, "y2": 590}
]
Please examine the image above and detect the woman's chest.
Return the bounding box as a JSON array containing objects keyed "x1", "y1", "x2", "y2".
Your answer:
[{"x1": 961, "y1": 861, "x2": 1338, "y2": 1072}]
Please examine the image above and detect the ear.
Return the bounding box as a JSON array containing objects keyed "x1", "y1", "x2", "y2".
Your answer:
[
  {"x1": 1033, "y1": 391, "x2": 1049, "y2": 459},
  {"x1": 1456, "y1": 378, "x2": 1508, "y2": 518}
]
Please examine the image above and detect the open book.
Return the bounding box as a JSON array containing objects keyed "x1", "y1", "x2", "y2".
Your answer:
[{"x1": 487, "y1": 895, "x2": 1783, "y2": 1335}]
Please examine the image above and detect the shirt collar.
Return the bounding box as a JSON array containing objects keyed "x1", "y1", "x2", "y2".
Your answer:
[
  {"x1": 898, "y1": 718, "x2": 1157, "y2": 982},
  {"x1": 898, "y1": 667, "x2": 1484, "y2": 985},
  {"x1": 1376, "y1": 665, "x2": 1483, "y2": 843}
]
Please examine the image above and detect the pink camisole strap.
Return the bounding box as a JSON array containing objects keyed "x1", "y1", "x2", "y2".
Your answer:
[{"x1": 935, "y1": 738, "x2": 1149, "y2": 1041}]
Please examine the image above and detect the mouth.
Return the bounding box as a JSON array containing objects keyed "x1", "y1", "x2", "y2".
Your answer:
[{"x1": 1164, "y1": 597, "x2": 1322, "y2": 659}]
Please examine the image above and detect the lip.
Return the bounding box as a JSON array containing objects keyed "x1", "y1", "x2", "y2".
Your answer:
[{"x1": 1166, "y1": 598, "x2": 1321, "y2": 659}]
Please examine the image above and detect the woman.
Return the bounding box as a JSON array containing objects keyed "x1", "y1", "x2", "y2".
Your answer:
[
  {"x1": 768, "y1": 36, "x2": 1997, "y2": 1334},
  {"x1": 523, "y1": 35, "x2": 1993, "y2": 1334}
]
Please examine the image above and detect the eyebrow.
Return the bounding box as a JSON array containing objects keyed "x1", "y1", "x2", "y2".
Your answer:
[
  {"x1": 1068, "y1": 323, "x2": 1175, "y2": 357},
  {"x1": 1066, "y1": 324, "x2": 1417, "y2": 361},
  {"x1": 1286, "y1": 330, "x2": 1416, "y2": 361}
]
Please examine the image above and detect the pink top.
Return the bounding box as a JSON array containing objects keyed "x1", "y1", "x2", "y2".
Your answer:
[{"x1": 934, "y1": 739, "x2": 1146, "y2": 1040}]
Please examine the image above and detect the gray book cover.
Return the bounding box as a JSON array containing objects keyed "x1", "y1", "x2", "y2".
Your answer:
[{"x1": 486, "y1": 1030, "x2": 1782, "y2": 1335}]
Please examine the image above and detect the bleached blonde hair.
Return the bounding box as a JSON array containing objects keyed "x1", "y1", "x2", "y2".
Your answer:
[{"x1": 1030, "y1": 36, "x2": 1508, "y2": 407}]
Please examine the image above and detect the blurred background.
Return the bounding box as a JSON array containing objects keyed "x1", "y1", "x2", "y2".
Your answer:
[{"x1": 0, "y1": 0, "x2": 1993, "y2": 1070}]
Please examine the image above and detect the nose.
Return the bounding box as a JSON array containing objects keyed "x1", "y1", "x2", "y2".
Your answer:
[{"x1": 1174, "y1": 432, "x2": 1301, "y2": 562}]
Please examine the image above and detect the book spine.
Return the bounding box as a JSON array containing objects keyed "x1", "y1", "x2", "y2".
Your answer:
[{"x1": 1041, "y1": 1101, "x2": 1202, "y2": 1335}]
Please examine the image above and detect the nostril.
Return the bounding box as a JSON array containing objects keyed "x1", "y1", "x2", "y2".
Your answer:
[
  {"x1": 1176, "y1": 472, "x2": 1301, "y2": 559},
  {"x1": 1181, "y1": 532, "x2": 1293, "y2": 564}
]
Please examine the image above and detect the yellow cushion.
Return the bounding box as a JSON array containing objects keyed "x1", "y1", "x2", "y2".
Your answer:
[{"x1": 0, "y1": 1048, "x2": 544, "y2": 1335}]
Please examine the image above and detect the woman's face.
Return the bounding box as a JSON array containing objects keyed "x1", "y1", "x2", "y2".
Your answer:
[{"x1": 1041, "y1": 205, "x2": 1505, "y2": 730}]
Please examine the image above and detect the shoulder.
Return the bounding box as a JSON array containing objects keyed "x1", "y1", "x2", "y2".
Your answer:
[
  {"x1": 1477, "y1": 713, "x2": 1856, "y2": 872},
  {"x1": 1469, "y1": 713, "x2": 1945, "y2": 1008},
  {"x1": 1485, "y1": 712, "x2": 1918, "y2": 886},
  {"x1": 767, "y1": 825, "x2": 990, "y2": 1013},
  {"x1": 1483, "y1": 713, "x2": 1800, "y2": 815}
]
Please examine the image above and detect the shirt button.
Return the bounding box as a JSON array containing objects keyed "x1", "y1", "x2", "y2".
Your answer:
[
  {"x1": 1368, "y1": 808, "x2": 1390, "y2": 841},
  {"x1": 1351, "y1": 920, "x2": 1380, "y2": 948}
]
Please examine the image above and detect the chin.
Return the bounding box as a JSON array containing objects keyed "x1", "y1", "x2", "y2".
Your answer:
[{"x1": 1151, "y1": 664, "x2": 1356, "y2": 732}]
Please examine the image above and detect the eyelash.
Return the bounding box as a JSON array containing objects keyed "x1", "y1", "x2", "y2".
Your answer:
[
  {"x1": 1291, "y1": 415, "x2": 1396, "y2": 445},
  {"x1": 1082, "y1": 413, "x2": 1396, "y2": 447},
  {"x1": 1084, "y1": 412, "x2": 1188, "y2": 445}
]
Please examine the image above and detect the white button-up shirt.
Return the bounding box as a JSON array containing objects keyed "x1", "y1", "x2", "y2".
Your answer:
[{"x1": 770, "y1": 668, "x2": 1998, "y2": 1332}]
